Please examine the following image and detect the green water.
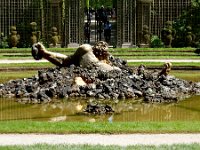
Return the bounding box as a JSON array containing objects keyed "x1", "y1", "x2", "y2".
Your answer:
[
  {"x1": 0, "y1": 70, "x2": 200, "y2": 122},
  {"x1": 0, "y1": 96, "x2": 200, "y2": 122}
]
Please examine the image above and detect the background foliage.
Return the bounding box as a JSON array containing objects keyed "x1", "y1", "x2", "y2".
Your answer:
[
  {"x1": 89, "y1": 0, "x2": 116, "y2": 8},
  {"x1": 173, "y1": 0, "x2": 200, "y2": 47}
]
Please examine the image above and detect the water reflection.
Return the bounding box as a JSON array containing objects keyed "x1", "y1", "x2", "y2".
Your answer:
[{"x1": 0, "y1": 96, "x2": 200, "y2": 122}]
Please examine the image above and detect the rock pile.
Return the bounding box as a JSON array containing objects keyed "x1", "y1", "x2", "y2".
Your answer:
[{"x1": 0, "y1": 57, "x2": 200, "y2": 104}]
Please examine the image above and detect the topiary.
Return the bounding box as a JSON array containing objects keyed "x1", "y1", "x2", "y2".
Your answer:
[
  {"x1": 50, "y1": 27, "x2": 60, "y2": 47},
  {"x1": 8, "y1": 26, "x2": 20, "y2": 48},
  {"x1": 151, "y1": 35, "x2": 164, "y2": 48}
]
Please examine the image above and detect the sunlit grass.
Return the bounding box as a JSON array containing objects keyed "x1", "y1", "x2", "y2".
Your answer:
[
  {"x1": 0, "y1": 121, "x2": 200, "y2": 134},
  {"x1": 0, "y1": 62, "x2": 53, "y2": 68},
  {"x1": 0, "y1": 47, "x2": 198, "y2": 60},
  {"x1": 0, "y1": 61, "x2": 199, "y2": 69},
  {"x1": 0, "y1": 70, "x2": 37, "y2": 83},
  {"x1": 0, "y1": 47, "x2": 195, "y2": 52},
  {"x1": 128, "y1": 62, "x2": 200, "y2": 67}
]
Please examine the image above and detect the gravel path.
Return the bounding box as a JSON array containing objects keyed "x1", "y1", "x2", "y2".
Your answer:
[{"x1": 0, "y1": 134, "x2": 200, "y2": 146}]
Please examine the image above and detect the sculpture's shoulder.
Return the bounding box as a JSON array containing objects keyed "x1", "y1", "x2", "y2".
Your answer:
[{"x1": 78, "y1": 44, "x2": 93, "y2": 53}]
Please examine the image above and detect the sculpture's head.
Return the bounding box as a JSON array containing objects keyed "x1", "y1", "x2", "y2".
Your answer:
[
  {"x1": 92, "y1": 41, "x2": 109, "y2": 61},
  {"x1": 165, "y1": 21, "x2": 173, "y2": 29}
]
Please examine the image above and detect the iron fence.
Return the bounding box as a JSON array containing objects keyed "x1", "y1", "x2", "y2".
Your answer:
[{"x1": 0, "y1": 0, "x2": 192, "y2": 48}]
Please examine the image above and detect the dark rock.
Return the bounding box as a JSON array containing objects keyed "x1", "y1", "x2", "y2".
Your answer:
[
  {"x1": 37, "y1": 90, "x2": 51, "y2": 103},
  {"x1": 58, "y1": 87, "x2": 69, "y2": 98},
  {"x1": 86, "y1": 90, "x2": 96, "y2": 97},
  {"x1": 134, "y1": 90, "x2": 143, "y2": 97},
  {"x1": 96, "y1": 93, "x2": 105, "y2": 99}
]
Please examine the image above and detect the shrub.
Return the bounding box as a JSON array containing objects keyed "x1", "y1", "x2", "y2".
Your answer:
[
  {"x1": 150, "y1": 35, "x2": 164, "y2": 48},
  {"x1": 0, "y1": 33, "x2": 9, "y2": 48}
]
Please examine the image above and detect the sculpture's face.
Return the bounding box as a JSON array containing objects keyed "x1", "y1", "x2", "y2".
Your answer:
[{"x1": 92, "y1": 41, "x2": 109, "y2": 61}]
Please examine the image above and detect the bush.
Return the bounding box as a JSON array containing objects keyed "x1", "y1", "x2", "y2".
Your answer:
[
  {"x1": 0, "y1": 33, "x2": 9, "y2": 48},
  {"x1": 150, "y1": 35, "x2": 164, "y2": 48},
  {"x1": 17, "y1": 23, "x2": 32, "y2": 48}
]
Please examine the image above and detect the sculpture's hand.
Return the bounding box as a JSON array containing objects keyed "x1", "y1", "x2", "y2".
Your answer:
[{"x1": 32, "y1": 42, "x2": 44, "y2": 60}]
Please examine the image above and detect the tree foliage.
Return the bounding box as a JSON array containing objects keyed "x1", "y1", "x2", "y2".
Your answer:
[
  {"x1": 173, "y1": 0, "x2": 200, "y2": 47},
  {"x1": 89, "y1": 0, "x2": 115, "y2": 9}
]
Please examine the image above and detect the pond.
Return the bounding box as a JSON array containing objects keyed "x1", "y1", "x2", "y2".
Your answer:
[{"x1": 0, "y1": 70, "x2": 200, "y2": 122}]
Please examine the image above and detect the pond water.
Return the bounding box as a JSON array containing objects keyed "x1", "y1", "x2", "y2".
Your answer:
[
  {"x1": 0, "y1": 96, "x2": 200, "y2": 122},
  {"x1": 0, "y1": 70, "x2": 200, "y2": 122}
]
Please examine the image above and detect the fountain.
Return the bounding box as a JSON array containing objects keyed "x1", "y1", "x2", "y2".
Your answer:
[{"x1": 0, "y1": 42, "x2": 200, "y2": 108}]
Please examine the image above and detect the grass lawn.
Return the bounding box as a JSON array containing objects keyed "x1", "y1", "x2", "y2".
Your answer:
[
  {"x1": 0, "y1": 61, "x2": 200, "y2": 70},
  {"x1": 0, "y1": 47, "x2": 195, "y2": 52},
  {"x1": 0, "y1": 62, "x2": 53, "y2": 70},
  {"x1": 128, "y1": 62, "x2": 200, "y2": 67},
  {"x1": 0, "y1": 47, "x2": 199, "y2": 60},
  {"x1": 0, "y1": 121, "x2": 200, "y2": 134},
  {"x1": 0, "y1": 143, "x2": 200, "y2": 150}
]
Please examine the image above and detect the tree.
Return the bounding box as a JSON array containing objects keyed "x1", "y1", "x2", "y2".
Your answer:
[
  {"x1": 89, "y1": 0, "x2": 114, "y2": 9},
  {"x1": 173, "y1": 0, "x2": 200, "y2": 47}
]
